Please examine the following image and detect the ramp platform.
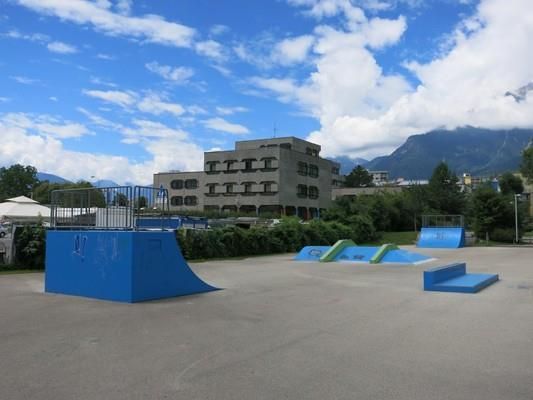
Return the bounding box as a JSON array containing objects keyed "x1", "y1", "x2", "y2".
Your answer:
[
  {"x1": 424, "y1": 263, "x2": 498, "y2": 293},
  {"x1": 45, "y1": 230, "x2": 219, "y2": 302}
]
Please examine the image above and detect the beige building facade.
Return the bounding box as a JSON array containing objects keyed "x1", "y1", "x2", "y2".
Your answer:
[{"x1": 154, "y1": 137, "x2": 342, "y2": 219}]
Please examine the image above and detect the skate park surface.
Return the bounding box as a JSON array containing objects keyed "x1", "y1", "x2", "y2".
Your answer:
[{"x1": 1, "y1": 246, "x2": 533, "y2": 400}]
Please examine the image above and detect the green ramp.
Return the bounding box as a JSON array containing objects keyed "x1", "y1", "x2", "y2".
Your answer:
[
  {"x1": 319, "y1": 239, "x2": 356, "y2": 262},
  {"x1": 369, "y1": 243, "x2": 399, "y2": 264}
]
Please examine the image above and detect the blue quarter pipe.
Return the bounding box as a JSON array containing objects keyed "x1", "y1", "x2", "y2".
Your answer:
[
  {"x1": 417, "y1": 227, "x2": 465, "y2": 248},
  {"x1": 45, "y1": 230, "x2": 218, "y2": 302}
]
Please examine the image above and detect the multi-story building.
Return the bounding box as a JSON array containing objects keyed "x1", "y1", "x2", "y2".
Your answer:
[
  {"x1": 368, "y1": 170, "x2": 389, "y2": 186},
  {"x1": 154, "y1": 137, "x2": 342, "y2": 219}
]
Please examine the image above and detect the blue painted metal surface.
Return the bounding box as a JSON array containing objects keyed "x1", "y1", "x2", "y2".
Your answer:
[
  {"x1": 424, "y1": 263, "x2": 498, "y2": 293},
  {"x1": 381, "y1": 249, "x2": 432, "y2": 264},
  {"x1": 334, "y1": 246, "x2": 376, "y2": 262},
  {"x1": 45, "y1": 230, "x2": 218, "y2": 302},
  {"x1": 417, "y1": 227, "x2": 465, "y2": 248},
  {"x1": 294, "y1": 246, "x2": 331, "y2": 261}
]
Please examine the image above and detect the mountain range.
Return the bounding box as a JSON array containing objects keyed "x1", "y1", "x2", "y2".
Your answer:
[{"x1": 364, "y1": 127, "x2": 532, "y2": 179}]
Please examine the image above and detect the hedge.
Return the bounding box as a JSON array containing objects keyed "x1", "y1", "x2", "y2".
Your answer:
[{"x1": 177, "y1": 217, "x2": 376, "y2": 260}]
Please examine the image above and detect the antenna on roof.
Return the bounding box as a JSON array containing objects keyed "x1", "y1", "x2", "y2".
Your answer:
[{"x1": 273, "y1": 122, "x2": 277, "y2": 138}]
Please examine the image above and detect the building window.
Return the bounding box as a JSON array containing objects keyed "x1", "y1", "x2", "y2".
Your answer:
[
  {"x1": 332, "y1": 166, "x2": 340, "y2": 175},
  {"x1": 309, "y1": 186, "x2": 319, "y2": 199},
  {"x1": 280, "y1": 143, "x2": 292, "y2": 149},
  {"x1": 207, "y1": 184, "x2": 217, "y2": 195},
  {"x1": 170, "y1": 180, "x2": 183, "y2": 190},
  {"x1": 244, "y1": 182, "x2": 253, "y2": 194},
  {"x1": 308, "y1": 164, "x2": 319, "y2": 178},
  {"x1": 264, "y1": 183, "x2": 272, "y2": 193},
  {"x1": 297, "y1": 184, "x2": 308, "y2": 198},
  {"x1": 170, "y1": 196, "x2": 183, "y2": 206},
  {"x1": 206, "y1": 161, "x2": 219, "y2": 173},
  {"x1": 297, "y1": 161, "x2": 308, "y2": 176},
  {"x1": 224, "y1": 159, "x2": 237, "y2": 173},
  {"x1": 185, "y1": 179, "x2": 198, "y2": 189},
  {"x1": 184, "y1": 196, "x2": 197, "y2": 206},
  {"x1": 226, "y1": 183, "x2": 234, "y2": 194},
  {"x1": 242, "y1": 158, "x2": 256, "y2": 171},
  {"x1": 264, "y1": 159, "x2": 273, "y2": 169}
]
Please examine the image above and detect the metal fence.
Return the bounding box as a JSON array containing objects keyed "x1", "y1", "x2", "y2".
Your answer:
[
  {"x1": 50, "y1": 186, "x2": 169, "y2": 230},
  {"x1": 421, "y1": 214, "x2": 464, "y2": 228}
]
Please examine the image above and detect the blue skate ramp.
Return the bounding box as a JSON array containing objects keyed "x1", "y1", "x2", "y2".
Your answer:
[
  {"x1": 45, "y1": 230, "x2": 219, "y2": 303},
  {"x1": 417, "y1": 227, "x2": 465, "y2": 248},
  {"x1": 294, "y1": 246, "x2": 331, "y2": 261}
]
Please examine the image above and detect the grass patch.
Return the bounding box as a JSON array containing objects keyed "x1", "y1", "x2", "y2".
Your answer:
[{"x1": 362, "y1": 231, "x2": 418, "y2": 246}]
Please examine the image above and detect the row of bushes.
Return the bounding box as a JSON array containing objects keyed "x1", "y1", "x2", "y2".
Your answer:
[
  {"x1": 177, "y1": 217, "x2": 377, "y2": 260},
  {"x1": 2, "y1": 217, "x2": 376, "y2": 269}
]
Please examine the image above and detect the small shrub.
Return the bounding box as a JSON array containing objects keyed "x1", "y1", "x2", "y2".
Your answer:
[{"x1": 490, "y1": 228, "x2": 516, "y2": 243}]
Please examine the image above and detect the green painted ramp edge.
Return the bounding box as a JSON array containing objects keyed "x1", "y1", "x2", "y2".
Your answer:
[
  {"x1": 369, "y1": 243, "x2": 399, "y2": 264},
  {"x1": 319, "y1": 239, "x2": 356, "y2": 262}
]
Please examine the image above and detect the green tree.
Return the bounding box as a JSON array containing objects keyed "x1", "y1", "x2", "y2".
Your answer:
[
  {"x1": 427, "y1": 162, "x2": 464, "y2": 214},
  {"x1": 32, "y1": 180, "x2": 104, "y2": 206},
  {"x1": 520, "y1": 147, "x2": 533, "y2": 183},
  {"x1": 344, "y1": 165, "x2": 374, "y2": 188},
  {"x1": 469, "y1": 184, "x2": 514, "y2": 240},
  {"x1": 0, "y1": 164, "x2": 38, "y2": 201},
  {"x1": 113, "y1": 193, "x2": 129, "y2": 207},
  {"x1": 498, "y1": 172, "x2": 524, "y2": 195}
]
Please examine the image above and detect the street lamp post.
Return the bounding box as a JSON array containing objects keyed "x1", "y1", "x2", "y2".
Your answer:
[{"x1": 514, "y1": 194, "x2": 521, "y2": 244}]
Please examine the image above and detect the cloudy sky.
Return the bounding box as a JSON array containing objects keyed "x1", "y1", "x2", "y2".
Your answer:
[{"x1": 0, "y1": 0, "x2": 532, "y2": 183}]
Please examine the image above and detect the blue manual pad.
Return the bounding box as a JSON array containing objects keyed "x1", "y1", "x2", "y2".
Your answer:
[
  {"x1": 417, "y1": 227, "x2": 465, "y2": 248},
  {"x1": 430, "y1": 274, "x2": 499, "y2": 293},
  {"x1": 424, "y1": 263, "x2": 498, "y2": 293},
  {"x1": 45, "y1": 230, "x2": 219, "y2": 302},
  {"x1": 294, "y1": 246, "x2": 331, "y2": 261}
]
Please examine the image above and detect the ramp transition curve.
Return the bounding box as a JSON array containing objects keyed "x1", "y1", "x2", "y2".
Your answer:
[{"x1": 417, "y1": 227, "x2": 465, "y2": 248}]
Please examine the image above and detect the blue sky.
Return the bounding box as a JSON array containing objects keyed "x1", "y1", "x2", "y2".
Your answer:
[{"x1": 1, "y1": 0, "x2": 531, "y2": 183}]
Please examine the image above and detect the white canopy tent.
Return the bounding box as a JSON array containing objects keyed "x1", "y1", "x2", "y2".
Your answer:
[{"x1": 0, "y1": 196, "x2": 50, "y2": 223}]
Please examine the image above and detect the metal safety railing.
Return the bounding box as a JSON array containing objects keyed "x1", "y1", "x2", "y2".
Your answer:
[
  {"x1": 421, "y1": 214, "x2": 464, "y2": 228},
  {"x1": 50, "y1": 186, "x2": 170, "y2": 230}
]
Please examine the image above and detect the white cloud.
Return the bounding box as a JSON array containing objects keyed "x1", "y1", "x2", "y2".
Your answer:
[
  {"x1": 0, "y1": 113, "x2": 204, "y2": 183},
  {"x1": 137, "y1": 94, "x2": 185, "y2": 117},
  {"x1": 83, "y1": 89, "x2": 137, "y2": 108},
  {"x1": 253, "y1": 0, "x2": 533, "y2": 160},
  {"x1": 96, "y1": 53, "x2": 115, "y2": 60},
  {"x1": 115, "y1": 0, "x2": 132, "y2": 15},
  {"x1": 216, "y1": 106, "x2": 249, "y2": 115},
  {"x1": 1, "y1": 113, "x2": 89, "y2": 139},
  {"x1": 47, "y1": 41, "x2": 78, "y2": 54},
  {"x1": 210, "y1": 24, "x2": 229, "y2": 36},
  {"x1": 272, "y1": 35, "x2": 315, "y2": 65},
  {"x1": 195, "y1": 39, "x2": 226, "y2": 62},
  {"x1": 16, "y1": 0, "x2": 196, "y2": 48},
  {"x1": 49, "y1": 96, "x2": 58, "y2": 102},
  {"x1": 203, "y1": 118, "x2": 250, "y2": 135},
  {"x1": 306, "y1": 0, "x2": 533, "y2": 158},
  {"x1": 145, "y1": 61, "x2": 194, "y2": 84},
  {"x1": 0, "y1": 97, "x2": 10, "y2": 103},
  {"x1": 10, "y1": 76, "x2": 39, "y2": 85}
]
